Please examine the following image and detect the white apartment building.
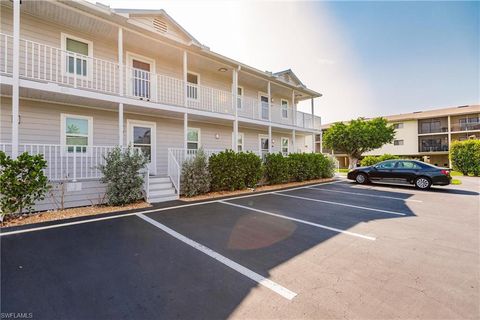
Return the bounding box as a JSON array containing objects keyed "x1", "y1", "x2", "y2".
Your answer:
[
  {"x1": 321, "y1": 105, "x2": 480, "y2": 168},
  {"x1": 0, "y1": 1, "x2": 322, "y2": 209}
]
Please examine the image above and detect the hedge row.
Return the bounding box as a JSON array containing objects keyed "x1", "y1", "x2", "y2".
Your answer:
[
  {"x1": 180, "y1": 149, "x2": 336, "y2": 197},
  {"x1": 450, "y1": 140, "x2": 480, "y2": 176}
]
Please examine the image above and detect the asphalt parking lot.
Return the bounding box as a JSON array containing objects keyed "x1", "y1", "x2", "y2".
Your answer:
[{"x1": 1, "y1": 177, "x2": 479, "y2": 319}]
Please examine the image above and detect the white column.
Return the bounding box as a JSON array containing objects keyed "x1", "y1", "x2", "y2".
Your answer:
[
  {"x1": 183, "y1": 51, "x2": 188, "y2": 153},
  {"x1": 292, "y1": 129, "x2": 296, "y2": 154},
  {"x1": 311, "y1": 98, "x2": 315, "y2": 153},
  {"x1": 183, "y1": 51, "x2": 188, "y2": 108},
  {"x1": 267, "y1": 81, "x2": 271, "y2": 121},
  {"x1": 11, "y1": 0, "x2": 20, "y2": 158},
  {"x1": 118, "y1": 103, "x2": 124, "y2": 146},
  {"x1": 118, "y1": 28, "x2": 124, "y2": 147},
  {"x1": 292, "y1": 90, "x2": 296, "y2": 126},
  {"x1": 118, "y1": 27, "x2": 124, "y2": 96},
  {"x1": 232, "y1": 68, "x2": 238, "y2": 151},
  {"x1": 184, "y1": 113, "x2": 188, "y2": 151},
  {"x1": 268, "y1": 126, "x2": 272, "y2": 153}
]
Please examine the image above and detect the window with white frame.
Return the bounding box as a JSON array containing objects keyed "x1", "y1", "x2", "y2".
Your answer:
[
  {"x1": 187, "y1": 127, "x2": 200, "y2": 150},
  {"x1": 61, "y1": 114, "x2": 92, "y2": 153},
  {"x1": 232, "y1": 132, "x2": 244, "y2": 152},
  {"x1": 237, "y1": 87, "x2": 243, "y2": 109},
  {"x1": 281, "y1": 137, "x2": 289, "y2": 155},
  {"x1": 281, "y1": 99, "x2": 289, "y2": 118},
  {"x1": 187, "y1": 72, "x2": 199, "y2": 99},
  {"x1": 62, "y1": 34, "x2": 92, "y2": 77},
  {"x1": 394, "y1": 139, "x2": 404, "y2": 146}
]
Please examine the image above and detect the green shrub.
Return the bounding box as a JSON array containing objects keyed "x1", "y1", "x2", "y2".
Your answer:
[
  {"x1": 450, "y1": 140, "x2": 480, "y2": 176},
  {"x1": 209, "y1": 150, "x2": 263, "y2": 191},
  {"x1": 318, "y1": 154, "x2": 337, "y2": 178},
  {"x1": 0, "y1": 151, "x2": 50, "y2": 219},
  {"x1": 288, "y1": 153, "x2": 315, "y2": 181},
  {"x1": 360, "y1": 154, "x2": 399, "y2": 167},
  {"x1": 209, "y1": 150, "x2": 244, "y2": 191},
  {"x1": 181, "y1": 149, "x2": 211, "y2": 197},
  {"x1": 237, "y1": 152, "x2": 263, "y2": 188},
  {"x1": 99, "y1": 146, "x2": 148, "y2": 206},
  {"x1": 264, "y1": 153, "x2": 290, "y2": 184}
]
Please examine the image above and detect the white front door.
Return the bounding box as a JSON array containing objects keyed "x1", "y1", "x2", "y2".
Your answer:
[
  {"x1": 127, "y1": 53, "x2": 155, "y2": 100},
  {"x1": 127, "y1": 120, "x2": 156, "y2": 175},
  {"x1": 259, "y1": 93, "x2": 269, "y2": 120},
  {"x1": 259, "y1": 134, "x2": 269, "y2": 160}
]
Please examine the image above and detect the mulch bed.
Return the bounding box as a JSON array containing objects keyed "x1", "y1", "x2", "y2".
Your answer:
[
  {"x1": 1, "y1": 201, "x2": 151, "y2": 228},
  {"x1": 1, "y1": 178, "x2": 335, "y2": 228},
  {"x1": 180, "y1": 177, "x2": 335, "y2": 202}
]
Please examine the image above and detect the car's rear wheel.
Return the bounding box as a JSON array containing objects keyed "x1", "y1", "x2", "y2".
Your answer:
[
  {"x1": 355, "y1": 173, "x2": 369, "y2": 184},
  {"x1": 414, "y1": 176, "x2": 432, "y2": 190}
]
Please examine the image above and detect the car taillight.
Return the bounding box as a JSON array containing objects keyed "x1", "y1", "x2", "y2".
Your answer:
[{"x1": 440, "y1": 170, "x2": 449, "y2": 175}]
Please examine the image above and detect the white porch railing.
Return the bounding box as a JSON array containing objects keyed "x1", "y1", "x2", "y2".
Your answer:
[
  {"x1": 0, "y1": 143, "x2": 120, "y2": 181},
  {"x1": 167, "y1": 148, "x2": 224, "y2": 194},
  {"x1": 0, "y1": 32, "x2": 321, "y2": 130}
]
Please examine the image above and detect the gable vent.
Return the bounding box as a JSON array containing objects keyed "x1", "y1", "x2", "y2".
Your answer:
[{"x1": 153, "y1": 18, "x2": 167, "y2": 33}]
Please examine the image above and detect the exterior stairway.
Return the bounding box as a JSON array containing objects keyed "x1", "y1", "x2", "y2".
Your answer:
[{"x1": 146, "y1": 176, "x2": 178, "y2": 203}]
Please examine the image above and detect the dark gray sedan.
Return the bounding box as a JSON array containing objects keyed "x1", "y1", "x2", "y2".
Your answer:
[{"x1": 347, "y1": 160, "x2": 452, "y2": 189}]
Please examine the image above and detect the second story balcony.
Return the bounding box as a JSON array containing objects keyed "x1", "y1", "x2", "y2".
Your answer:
[{"x1": 0, "y1": 32, "x2": 321, "y2": 131}]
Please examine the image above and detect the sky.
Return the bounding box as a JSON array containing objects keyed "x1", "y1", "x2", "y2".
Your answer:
[{"x1": 91, "y1": 0, "x2": 479, "y2": 123}]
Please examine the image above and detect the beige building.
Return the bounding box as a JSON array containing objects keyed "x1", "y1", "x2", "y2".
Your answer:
[
  {"x1": 321, "y1": 105, "x2": 480, "y2": 168},
  {"x1": 0, "y1": 1, "x2": 322, "y2": 208}
]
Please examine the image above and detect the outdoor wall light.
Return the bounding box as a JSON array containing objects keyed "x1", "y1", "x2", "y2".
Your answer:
[
  {"x1": 215, "y1": 133, "x2": 220, "y2": 139},
  {"x1": 218, "y1": 67, "x2": 228, "y2": 72}
]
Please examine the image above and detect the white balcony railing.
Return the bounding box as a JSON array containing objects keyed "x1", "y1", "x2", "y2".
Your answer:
[
  {"x1": 0, "y1": 33, "x2": 321, "y2": 130},
  {"x1": 0, "y1": 143, "x2": 121, "y2": 181}
]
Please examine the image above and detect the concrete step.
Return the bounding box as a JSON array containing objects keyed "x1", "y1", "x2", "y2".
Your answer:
[
  {"x1": 148, "y1": 194, "x2": 179, "y2": 203},
  {"x1": 149, "y1": 177, "x2": 171, "y2": 184},
  {"x1": 149, "y1": 188, "x2": 176, "y2": 197},
  {"x1": 149, "y1": 182, "x2": 173, "y2": 191}
]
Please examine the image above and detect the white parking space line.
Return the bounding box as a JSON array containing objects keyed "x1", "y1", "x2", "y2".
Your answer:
[
  {"x1": 273, "y1": 192, "x2": 408, "y2": 216},
  {"x1": 0, "y1": 180, "x2": 344, "y2": 237},
  {"x1": 136, "y1": 213, "x2": 297, "y2": 300},
  {"x1": 307, "y1": 187, "x2": 423, "y2": 202},
  {"x1": 219, "y1": 201, "x2": 376, "y2": 241}
]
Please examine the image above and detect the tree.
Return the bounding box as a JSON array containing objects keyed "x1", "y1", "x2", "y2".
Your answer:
[
  {"x1": 450, "y1": 140, "x2": 480, "y2": 176},
  {"x1": 323, "y1": 117, "x2": 395, "y2": 168}
]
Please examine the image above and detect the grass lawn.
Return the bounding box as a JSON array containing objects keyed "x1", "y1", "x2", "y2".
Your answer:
[
  {"x1": 451, "y1": 179, "x2": 462, "y2": 185},
  {"x1": 450, "y1": 171, "x2": 463, "y2": 176},
  {"x1": 337, "y1": 168, "x2": 350, "y2": 173}
]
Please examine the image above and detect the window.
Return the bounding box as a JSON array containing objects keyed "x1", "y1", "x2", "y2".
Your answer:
[
  {"x1": 281, "y1": 99, "x2": 288, "y2": 118},
  {"x1": 187, "y1": 128, "x2": 200, "y2": 150},
  {"x1": 237, "y1": 87, "x2": 243, "y2": 109},
  {"x1": 281, "y1": 137, "x2": 289, "y2": 155},
  {"x1": 394, "y1": 139, "x2": 404, "y2": 146},
  {"x1": 232, "y1": 132, "x2": 244, "y2": 151},
  {"x1": 376, "y1": 161, "x2": 396, "y2": 169},
  {"x1": 187, "y1": 72, "x2": 199, "y2": 99},
  {"x1": 396, "y1": 161, "x2": 421, "y2": 169},
  {"x1": 393, "y1": 123, "x2": 404, "y2": 129},
  {"x1": 62, "y1": 34, "x2": 92, "y2": 77},
  {"x1": 61, "y1": 114, "x2": 92, "y2": 153}
]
